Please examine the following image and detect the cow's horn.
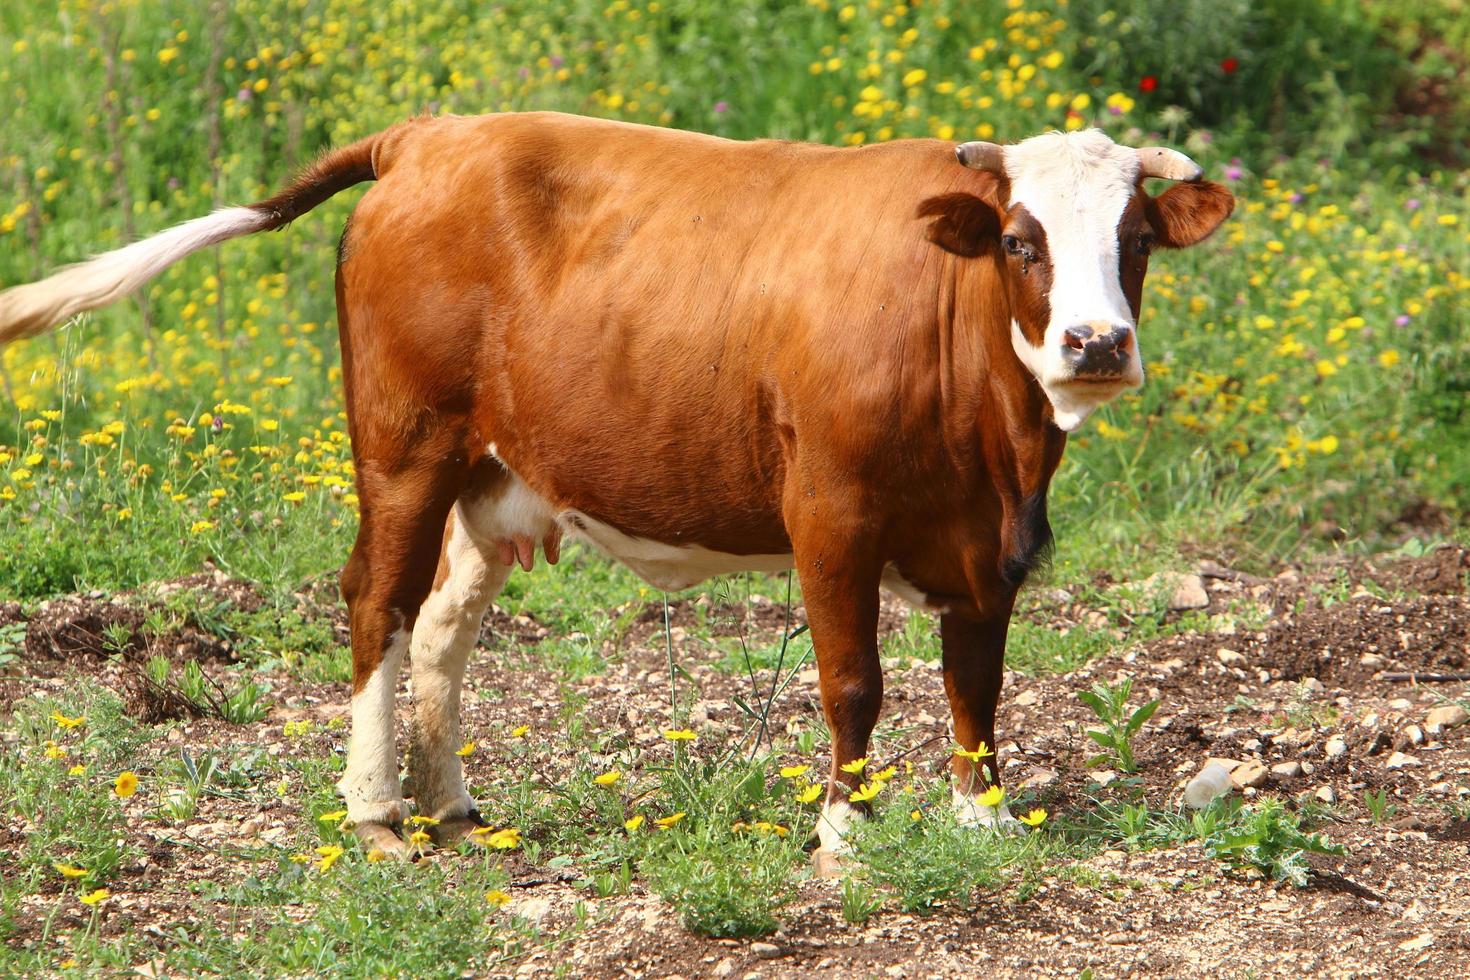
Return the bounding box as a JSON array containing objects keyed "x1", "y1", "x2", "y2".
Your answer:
[
  {"x1": 1135, "y1": 146, "x2": 1203, "y2": 182},
  {"x1": 955, "y1": 141, "x2": 1005, "y2": 174}
]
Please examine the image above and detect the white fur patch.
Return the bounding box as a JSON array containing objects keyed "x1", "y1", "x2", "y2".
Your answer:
[
  {"x1": 880, "y1": 564, "x2": 950, "y2": 613},
  {"x1": 340, "y1": 626, "x2": 410, "y2": 826},
  {"x1": 952, "y1": 786, "x2": 1018, "y2": 830},
  {"x1": 408, "y1": 507, "x2": 510, "y2": 819},
  {"x1": 1003, "y1": 130, "x2": 1145, "y2": 429},
  {"x1": 0, "y1": 207, "x2": 266, "y2": 343},
  {"x1": 563, "y1": 509, "x2": 793, "y2": 590},
  {"x1": 818, "y1": 798, "x2": 858, "y2": 853}
]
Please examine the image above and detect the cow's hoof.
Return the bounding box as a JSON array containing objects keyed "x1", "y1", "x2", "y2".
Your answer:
[
  {"x1": 429, "y1": 809, "x2": 490, "y2": 848},
  {"x1": 811, "y1": 847, "x2": 847, "y2": 879},
  {"x1": 353, "y1": 821, "x2": 414, "y2": 860}
]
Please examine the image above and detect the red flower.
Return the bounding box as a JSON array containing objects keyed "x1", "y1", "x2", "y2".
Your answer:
[
  {"x1": 1221, "y1": 57, "x2": 1239, "y2": 74},
  {"x1": 1138, "y1": 75, "x2": 1158, "y2": 93}
]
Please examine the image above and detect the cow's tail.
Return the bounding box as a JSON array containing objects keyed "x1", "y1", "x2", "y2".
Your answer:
[{"x1": 0, "y1": 130, "x2": 389, "y2": 346}]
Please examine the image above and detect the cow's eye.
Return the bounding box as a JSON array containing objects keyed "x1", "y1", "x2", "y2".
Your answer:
[
  {"x1": 1002, "y1": 234, "x2": 1024, "y2": 255},
  {"x1": 1136, "y1": 232, "x2": 1155, "y2": 256}
]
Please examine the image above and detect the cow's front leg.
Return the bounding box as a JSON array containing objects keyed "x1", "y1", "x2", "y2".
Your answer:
[
  {"x1": 793, "y1": 535, "x2": 883, "y2": 858},
  {"x1": 941, "y1": 610, "x2": 1019, "y2": 829}
]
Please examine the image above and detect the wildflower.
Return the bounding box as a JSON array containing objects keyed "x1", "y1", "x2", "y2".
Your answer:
[
  {"x1": 713, "y1": 100, "x2": 730, "y2": 115},
  {"x1": 408, "y1": 830, "x2": 432, "y2": 846},
  {"x1": 849, "y1": 781, "x2": 883, "y2": 803},
  {"x1": 49, "y1": 710, "x2": 85, "y2": 729},
  {"x1": 315, "y1": 844, "x2": 345, "y2": 871},
  {"x1": 455, "y1": 741, "x2": 476, "y2": 757},
  {"x1": 54, "y1": 863, "x2": 88, "y2": 878},
  {"x1": 114, "y1": 771, "x2": 138, "y2": 798},
  {"x1": 901, "y1": 68, "x2": 927, "y2": 87},
  {"x1": 795, "y1": 783, "x2": 823, "y2": 804},
  {"x1": 1225, "y1": 162, "x2": 1243, "y2": 181},
  {"x1": 953, "y1": 742, "x2": 994, "y2": 762},
  {"x1": 44, "y1": 742, "x2": 65, "y2": 759},
  {"x1": 407, "y1": 815, "x2": 440, "y2": 827},
  {"x1": 779, "y1": 764, "x2": 811, "y2": 779},
  {"x1": 1378, "y1": 349, "x2": 1401, "y2": 368},
  {"x1": 662, "y1": 728, "x2": 696, "y2": 741},
  {"x1": 1220, "y1": 57, "x2": 1239, "y2": 74},
  {"x1": 189, "y1": 520, "x2": 216, "y2": 534},
  {"x1": 485, "y1": 889, "x2": 511, "y2": 907},
  {"x1": 594, "y1": 770, "x2": 621, "y2": 786},
  {"x1": 481, "y1": 827, "x2": 521, "y2": 849},
  {"x1": 365, "y1": 848, "x2": 387, "y2": 862},
  {"x1": 977, "y1": 785, "x2": 1005, "y2": 808},
  {"x1": 839, "y1": 757, "x2": 868, "y2": 774},
  {"x1": 510, "y1": 724, "x2": 530, "y2": 737},
  {"x1": 79, "y1": 888, "x2": 110, "y2": 906},
  {"x1": 624, "y1": 814, "x2": 645, "y2": 832},
  {"x1": 1438, "y1": 214, "x2": 1459, "y2": 226},
  {"x1": 282, "y1": 491, "x2": 306, "y2": 503},
  {"x1": 1019, "y1": 808, "x2": 1048, "y2": 827},
  {"x1": 68, "y1": 764, "x2": 86, "y2": 776},
  {"x1": 655, "y1": 812, "x2": 686, "y2": 829},
  {"x1": 1138, "y1": 75, "x2": 1158, "y2": 93}
]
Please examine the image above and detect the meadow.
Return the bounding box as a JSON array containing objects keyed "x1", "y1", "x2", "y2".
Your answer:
[{"x1": 2, "y1": 0, "x2": 1468, "y2": 976}]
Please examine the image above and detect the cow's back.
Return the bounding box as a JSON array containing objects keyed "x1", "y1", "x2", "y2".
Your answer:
[{"x1": 340, "y1": 112, "x2": 971, "y2": 553}]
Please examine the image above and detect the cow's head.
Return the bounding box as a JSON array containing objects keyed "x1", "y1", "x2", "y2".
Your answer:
[{"x1": 949, "y1": 130, "x2": 1233, "y2": 431}]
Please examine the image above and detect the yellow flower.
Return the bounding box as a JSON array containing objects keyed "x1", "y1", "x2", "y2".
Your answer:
[
  {"x1": 655, "y1": 812, "x2": 686, "y2": 829},
  {"x1": 953, "y1": 741, "x2": 994, "y2": 762},
  {"x1": 315, "y1": 844, "x2": 345, "y2": 870},
  {"x1": 977, "y1": 785, "x2": 1005, "y2": 808},
  {"x1": 485, "y1": 889, "x2": 511, "y2": 907},
  {"x1": 114, "y1": 771, "x2": 138, "y2": 798},
  {"x1": 911, "y1": 809, "x2": 922, "y2": 821},
  {"x1": 49, "y1": 710, "x2": 86, "y2": 728},
  {"x1": 872, "y1": 765, "x2": 897, "y2": 782},
  {"x1": 1437, "y1": 214, "x2": 1459, "y2": 226},
  {"x1": 407, "y1": 815, "x2": 441, "y2": 827},
  {"x1": 408, "y1": 830, "x2": 432, "y2": 846},
  {"x1": 1315, "y1": 359, "x2": 1338, "y2": 378},
  {"x1": 662, "y1": 729, "x2": 697, "y2": 741},
  {"x1": 624, "y1": 814, "x2": 645, "y2": 832},
  {"x1": 1378, "y1": 349, "x2": 1400, "y2": 368},
  {"x1": 317, "y1": 809, "x2": 348, "y2": 823},
  {"x1": 795, "y1": 783, "x2": 823, "y2": 804},
  {"x1": 54, "y1": 863, "x2": 88, "y2": 878},
  {"x1": 839, "y1": 757, "x2": 868, "y2": 774},
  {"x1": 593, "y1": 770, "x2": 621, "y2": 786},
  {"x1": 779, "y1": 764, "x2": 811, "y2": 779},
  {"x1": 849, "y1": 781, "x2": 883, "y2": 803},
  {"x1": 455, "y1": 741, "x2": 476, "y2": 757},
  {"x1": 45, "y1": 743, "x2": 65, "y2": 759},
  {"x1": 282, "y1": 491, "x2": 306, "y2": 502},
  {"x1": 1019, "y1": 808, "x2": 1048, "y2": 827},
  {"x1": 189, "y1": 520, "x2": 216, "y2": 534},
  {"x1": 472, "y1": 827, "x2": 522, "y2": 849},
  {"x1": 365, "y1": 848, "x2": 387, "y2": 863},
  {"x1": 68, "y1": 764, "x2": 87, "y2": 776},
  {"x1": 510, "y1": 724, "x2": 530, "y2": 738},
  {"x1": 79, "y1": 888, "x2": 110, "y2": 906},
  {"x1": 901, "y1": 68, "x2": 927, "y2": 87}
]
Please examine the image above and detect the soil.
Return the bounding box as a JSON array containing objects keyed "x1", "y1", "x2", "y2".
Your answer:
[{"x1": 3, "y1": 547, "x2": 1468, "y2": 978}]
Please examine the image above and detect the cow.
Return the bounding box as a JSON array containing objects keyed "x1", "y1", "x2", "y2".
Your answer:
[{"x1": 0, "y1": 112, "x2": 1233, "y2": 861}]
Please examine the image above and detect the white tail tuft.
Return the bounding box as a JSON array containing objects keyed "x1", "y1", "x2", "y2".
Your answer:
[{"x1": 0, "y1": 206, "x2": 268, "y2": 344}]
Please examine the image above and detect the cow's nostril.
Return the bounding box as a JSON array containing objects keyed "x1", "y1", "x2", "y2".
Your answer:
[
  {"x1": 1113, "y1": 328, "x2": 1134, "y2": 353},
  {"x1": 1063, "y1": 326, "x2": 1091, "y2": 350}
]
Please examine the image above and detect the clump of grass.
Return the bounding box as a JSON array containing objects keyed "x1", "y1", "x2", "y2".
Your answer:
[{"x1": 643, "y1": 831, "x2": 803, "y2": 937}]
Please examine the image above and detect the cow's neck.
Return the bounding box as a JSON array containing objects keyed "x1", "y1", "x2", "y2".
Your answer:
[{"x1": 941, "y1": 257, "x2": 1069, "y2": 588}]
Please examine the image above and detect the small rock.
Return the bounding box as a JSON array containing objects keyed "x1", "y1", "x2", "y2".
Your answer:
[
  {"x1": 1314, "y1": 785, "x2": 1337, "y2": 804},
  {"x1": 1022, "y1": 767, "x2": 1058, "y2": 789},
  {"x1": 913, "y1": 710, "x2": 938, "y2": 726},
  {"x1": 1388, "y1": 698, "x2": 1412, "y2": 712},
  {"x1": 1385, "y1": 751, "x2": 1420, "y2": 770},
  {"x1": 1271, "y1": 761, "x2": 1303, "y2": 779},
  {"x1": 1302, "y1": 677, "x2": 1326, "y2": 695},
  {"x1": 1217, "y1": 648, "x2": 1246, "y2": 666},
  {"x1": 1403, "y1": 724, "x2": 1424, "y2": 746},
  {"x1": 798, "y1": 669, "x2": 820, "y2": 686},
  {"x1": 712, "y1": 959, "x2": 735, "y2": 978},
  {"x1": 1324, "y1": 736, "x2": 1347, "y2": 760},
  {"x1": 1230, "y1": 760, "x2": 1269, "y2": 789},
  {"x1": 750, "y1": 942, "x2": 783, "y2": 960},
  {"x1": 1090, "y1": 770, "x2": 1119, "y2": 787},
  {"x1": 1013, "y1": 689, "x2": 1039, "y2": 707},
  {"x1": 1425, "y1": 704, "x2": 1469, "y2": 734}
]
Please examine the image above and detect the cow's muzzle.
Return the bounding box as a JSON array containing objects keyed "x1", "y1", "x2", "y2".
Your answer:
[{"x1": 1061, "y1": 322, "x2": 1134, "y2": 380}]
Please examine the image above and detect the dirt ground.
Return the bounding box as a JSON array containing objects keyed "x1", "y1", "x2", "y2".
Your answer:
[{"x1": 3, "y1": 546, "x2": 1469, "y2": 978}]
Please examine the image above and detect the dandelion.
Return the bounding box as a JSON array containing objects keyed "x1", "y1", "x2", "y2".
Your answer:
[
  {"x1": 54, "y1": 863, "x2": 88, "y2": 879},
  {"x1": 839, "y1": 757, "x2": 868, "y2": 774},
  {"x1": 593, "y1": 770, "x2": 621, "y2": 786},
  {"x1": 655, "y1": 812, "x2": 686, "y2": 829},
  {"x1": 79, "y1": 888, "x2": 110, "y2": 906},
  {"x1": 485, "y1": 889, "x2": 511, "y2": 907},
  {"x1": 49, "y1": 710, "x2": 86, "y2": 728},
  {"x1": 977, "y1": 785, "x2": 1005, "y2": 808},
  {"x1": 795, "y1": 783, "x2": 823, "y2": 804},
  {"x1": 455, "y1": 741, "x2": 476, "y2": 757},
  {"x1": 624, "y1": 814, "x2": 645, "y2": 831},
  {"x1": 662, "y1": 728, "x2": 696, "y2": 741},
  {"x1": 114, "y1": 771, "x2": 139, "y2": 798},
  {"x1": 779, "y1": 764, "x2": 811, "y2": 779},
  {"x1": 315, "y1": 844, "x2": 345, "y2": 871},
  {"x1": 1019, "y1": 808, "x2": 1048, "y2": 827}
]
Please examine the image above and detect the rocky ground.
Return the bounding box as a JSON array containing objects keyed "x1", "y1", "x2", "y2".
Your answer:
[{"x1": 3, "y1": 546, "x2": 1469, "y2": 978}]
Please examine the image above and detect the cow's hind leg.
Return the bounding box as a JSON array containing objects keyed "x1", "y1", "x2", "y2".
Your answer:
[
  {"x1": 338, "y1": 448, "x2": 466, "y2": 856},
  {"x1": 406, "y1": 492, "x2": 512, "y2": 846}
]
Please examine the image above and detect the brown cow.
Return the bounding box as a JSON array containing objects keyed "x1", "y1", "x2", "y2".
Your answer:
[{"x1": 0, "y1": 112, "x2": 1232, "y2": 859}]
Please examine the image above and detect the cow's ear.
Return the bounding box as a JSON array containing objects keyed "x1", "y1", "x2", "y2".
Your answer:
[
  {"x1": 1145, "y1": 180, "x2": 1234, "y2": 249},
  {"x1": 918, "y1": 189, "x2": 1002, "y2": 258}
]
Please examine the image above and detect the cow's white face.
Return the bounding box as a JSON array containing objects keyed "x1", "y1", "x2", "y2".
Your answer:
[{"x1": 952, "y1": 130, "x2": 1235, "y2": 432}]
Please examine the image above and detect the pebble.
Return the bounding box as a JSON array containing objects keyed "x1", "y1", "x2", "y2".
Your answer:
[
  {"x1": 1231, "y1": 760, "x2": 1269, "y2": 789},
  {"x1": 1217, "y1": 648, "x2": 1246, "y2": 666},
  {"x1": 1385, "y1": 751, "x2": 1420, "y2": 769},
  {"x1": 1022, "y1": 767, "x2": 1059, "y2": 789},
  {"x1": 1403, "y1": 724, "x2": 1424, "y2": 746},
  {"x1": 1425, "y1": 704, "x2": 1469, "y2": 734},
  {"x1": 712, "y1": 959, "x2": 735, "y2": 977},
  {"x1": 1314, "y1": 785, "x2": 1337, "y2": 804},
  {"x1": 750, "y1": 943, "x2": 783, "y2": 960},
  {"x1": 1324, "y1": 736, "x2": 1347, "y2": 760},
  {"x1": 1271, "y1": 761, "x2": 1303, "y2": 779}
]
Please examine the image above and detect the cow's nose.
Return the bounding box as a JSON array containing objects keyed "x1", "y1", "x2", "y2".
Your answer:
[{"x1": 1061, "y1": 322, "x2": 1134, "y2": 376}]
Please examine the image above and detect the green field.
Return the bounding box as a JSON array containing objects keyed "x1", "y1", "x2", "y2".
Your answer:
[{"x1": 2, "y1": 0, "x2": 1469, "y2": 975}]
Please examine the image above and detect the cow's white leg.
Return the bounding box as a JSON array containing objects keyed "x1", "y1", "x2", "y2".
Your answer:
[
  {"x1": 407, "y1": 506, "x2": 510, "y2": 834},
  {"x1": 817, "y1": 798, "x2": 858, "y2": 854},
  {"x1": 339, "y1": 625, "x2": 411, "y2": 830}
]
